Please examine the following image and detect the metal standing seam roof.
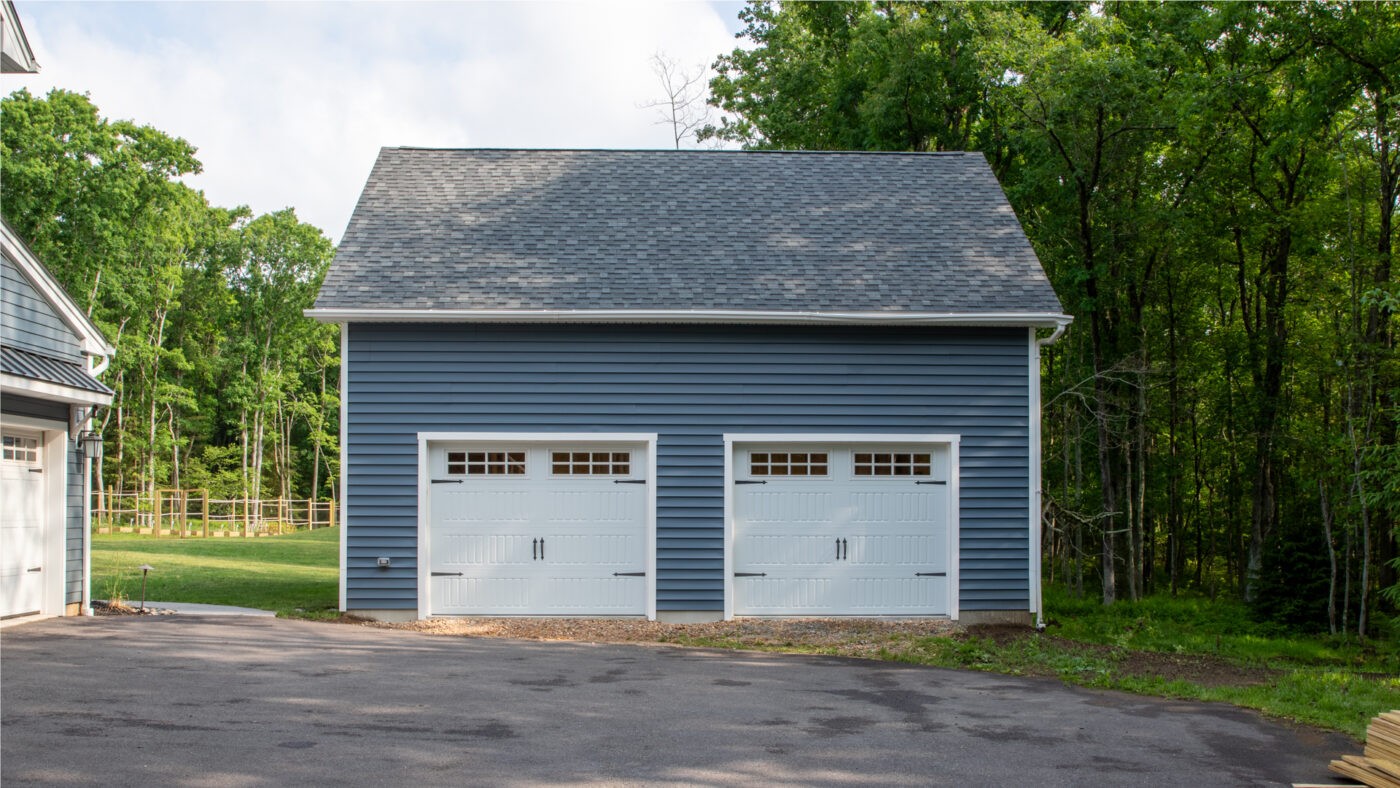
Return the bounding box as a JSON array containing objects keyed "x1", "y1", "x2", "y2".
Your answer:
[
  {"x1": 1, "y1": 345, "x2": 113, "y2": 395},
  {"x1": 314, "y1": 148, "x2": 1064, "y2": 316}
]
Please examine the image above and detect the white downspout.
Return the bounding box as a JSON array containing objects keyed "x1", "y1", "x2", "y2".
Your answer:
[
  {"x1": 76, "y1": 406, "x2": 96, "y2": 616},
  {"x1": 82, "y1": 449, "x2": 93, "y2": 616},
  {"x1": 1031, "y1": 319, "x2": 1071, "y2": 630}
]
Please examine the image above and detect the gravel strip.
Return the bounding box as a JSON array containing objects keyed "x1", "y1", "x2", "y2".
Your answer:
[{"x1": 364, "y1": 616, "x2": 961, "y2": 651}]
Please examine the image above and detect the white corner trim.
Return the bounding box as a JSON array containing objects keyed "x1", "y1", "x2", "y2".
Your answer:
[
  {"x1": 1, "y1": 220, "x2": 115, "y2": 360},
  {"x1": 415, "y1": 433, "x2": 430, "y2": 620},
  {"x1": 306, "y1": 307, "x2": 1075, "y2": 329},
  {"x1": 414, "y1": 431, "x2": 660, "y2": 621},
  {"x1": 338, "y1": 323, "x2": 348, "y2": 613},
  {"x1": 722, "y1": 432, "x2": 961, "y2": 621}
]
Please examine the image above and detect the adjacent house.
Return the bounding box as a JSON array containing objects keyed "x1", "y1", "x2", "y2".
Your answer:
[
  {"x1": 311, "y1": 148, "x2": 1069, "y2": 624},
  {"x1": 1, "y1": 219, "x2": 114, "y2": 621}
]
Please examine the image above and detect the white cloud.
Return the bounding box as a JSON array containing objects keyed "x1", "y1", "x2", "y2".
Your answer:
[{"x1": 4, "y1": 1, "x2": 740, "y2": 242}]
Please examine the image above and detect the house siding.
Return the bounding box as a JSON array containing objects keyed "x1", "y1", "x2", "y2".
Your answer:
[
  {"x1": 2, "y1": 252, "x2": 82, "y2": 362},
  {"x1": 345, "y1": 323, "x2": 1031, "y2": 613},
  {"x1": 64, "y1": 434, "x2": 83, "y2": 604}
]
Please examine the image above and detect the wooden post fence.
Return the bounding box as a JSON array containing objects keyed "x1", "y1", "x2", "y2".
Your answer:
[{"x1": 91, "y1": 489, "x2": 338, "y2": 537}]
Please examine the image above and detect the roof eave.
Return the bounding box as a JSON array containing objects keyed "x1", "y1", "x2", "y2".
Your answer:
[
  {"x1": 305, "y1": 307, "x2": 1074, "y2": 329},
  {"x1": 1, "y1": 374, "x2": 114, "y2": 407}
]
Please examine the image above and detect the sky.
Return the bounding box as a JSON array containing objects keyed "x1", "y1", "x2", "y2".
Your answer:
[{"x1": 2, "y1": 1, "x2": 749, "y2": 243}]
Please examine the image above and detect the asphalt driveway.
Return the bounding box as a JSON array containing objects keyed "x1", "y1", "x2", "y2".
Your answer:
[{"x1": 2, "y1": 616, "x2": 1357, "y2": 786}]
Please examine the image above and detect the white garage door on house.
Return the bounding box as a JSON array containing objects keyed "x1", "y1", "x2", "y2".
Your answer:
[
  {"x1": 426, "y1": 441, "x2": 649, "y2": 616},
  {"x1": 1, "y1": 431, "x2": 48, "y2": 619},
  {"x1": 731, "y1": 440, "x2": 957, "y2": 617}
]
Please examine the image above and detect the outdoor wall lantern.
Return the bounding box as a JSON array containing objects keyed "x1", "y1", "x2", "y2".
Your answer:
[{"x1": 77, "y1": 430, "x2": 104, "y2": 461}]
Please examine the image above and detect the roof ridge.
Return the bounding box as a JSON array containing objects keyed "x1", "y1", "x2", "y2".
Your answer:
[{"x1": 386, "y1": 146, "x2": 976, "y2": 157}]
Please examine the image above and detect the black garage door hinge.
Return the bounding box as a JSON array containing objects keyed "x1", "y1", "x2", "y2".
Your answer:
[
  {"x1": 733, "y1": 572, "x2": 767, "y2": 577},
  {"x1": 915, "y1": 480, "x2": 947, "y2": 485},
  {"x1": 735, "y1": 480, "x2": 767, "y2": 485},
  {"x1": 613, "y1": 571, "x2": 646, "y2": 577},
  {"x1": 914, "y1": 572, "x2": 947, "y2": 577},
  {"x1": 431, "y1": 571, "x2": 464, "y2": 577},
  {"x1": 431, "y1": 479, "x2": 463, "y2": 484},
  {"x1": 613, "y1": 479, "x2": 647, "y2": 484}
]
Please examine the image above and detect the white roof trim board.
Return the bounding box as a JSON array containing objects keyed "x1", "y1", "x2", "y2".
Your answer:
[
  {"x1": 0, "y1": 0, "x2": 38, "y2": 74},
  {"x1": 308, "y1": 307, "x2": 1072, "y2": 328},
  {"x1": 315, "y1": 149, "x2": 1068, "y2": 328}
]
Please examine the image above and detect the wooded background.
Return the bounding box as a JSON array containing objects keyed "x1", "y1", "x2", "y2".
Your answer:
[
  {"x1": 2, "y1": 1, "x2": 1396, "y2": 635},
  {"x1": 698, "y1": 1, "x2": 1399, "y2": 634},
  {"x1": 1, "y1": 88, "x2": 338, "y2": 508}
]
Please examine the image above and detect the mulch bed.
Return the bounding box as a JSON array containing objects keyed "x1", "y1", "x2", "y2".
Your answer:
[
  {"x1": 353, "y1": 616, "x2": 1278, "y2": 688},
  {"x1": 91, "y1": 600, "x2": 176, "y2": 616}
]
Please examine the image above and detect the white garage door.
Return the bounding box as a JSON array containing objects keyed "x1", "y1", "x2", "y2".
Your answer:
[
  {"x1": 1, "y1": 432, "x2": 47, "y2": 619},
  {"x1": 732, "y1": 442, "x2": 953, "y2": 616},
  {"x1": 428, "y1": 442, "x2": 647, "y2": 616}
]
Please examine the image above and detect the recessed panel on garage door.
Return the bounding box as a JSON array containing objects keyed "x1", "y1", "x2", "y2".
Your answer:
[
  {"x1": 429, "y1": 443, "x2": 647, "y2": 615},
  {"x1": 732, "y1": 443, "x2": 951, "y2": 616}
]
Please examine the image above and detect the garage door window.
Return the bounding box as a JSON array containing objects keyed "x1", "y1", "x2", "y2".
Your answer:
[
  {"x1": 854, "y1": 452, "x2": 932, "y2": 477},
  {"x1": 750, "y1": 452, "x2": 829, "y2": 477},
  {"x1": 448, "y1": 451, "x2": 526, "y2": 476},
  {"x1": 551, "y1": 451, "x2": 630, "y2": 476},
  {"x1": 2, "y1": 434, "x2": 39, "y2": 464}
]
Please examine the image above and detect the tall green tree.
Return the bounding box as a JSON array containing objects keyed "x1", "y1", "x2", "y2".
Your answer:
[
  {"x1": 705, "y1": 1, "x2": 1400, "y2": 632},
  {"x1": 1, "y1": 88, "x2": 339, "y2": 507}
]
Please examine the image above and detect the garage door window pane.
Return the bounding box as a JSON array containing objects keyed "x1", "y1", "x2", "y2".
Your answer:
[
  {"x1": 2, "y1": 435, "x2": 39, "y2": 464},
  {"x1": 750, "y1": 452, "x2": 827, "y2": 477},
  {"x1": 450, "y1": 450, "x2": 526, "y2": 475},
  {"x1": 854, "y1": 452, "x2": 932, "y2": 477},
  {"x1": 552, "y1": 451, "x2": 630, "y2": 475}
]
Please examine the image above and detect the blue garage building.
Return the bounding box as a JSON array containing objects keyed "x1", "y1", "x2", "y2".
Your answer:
[{"x1": 311, "y1": 149, "x2": 1068, "y2": 624}]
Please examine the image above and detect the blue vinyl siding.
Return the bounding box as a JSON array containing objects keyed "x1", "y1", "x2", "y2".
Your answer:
[
  {"x1": 64, "y1": 434, "x2": 83, "y2": 604},
  {"x1": 1, "y1": 253, "x2": 82, "y2": 362},
  {"x1": 345, "y1": 324, "x2": 1031, "y2": 612}
]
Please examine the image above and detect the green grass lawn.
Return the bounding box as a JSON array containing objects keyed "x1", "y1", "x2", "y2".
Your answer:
[{"x1": 92, "y1": 528, "x2": 338, "y2": 616}]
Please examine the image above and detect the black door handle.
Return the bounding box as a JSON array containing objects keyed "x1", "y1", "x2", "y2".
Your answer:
[
  {"x1": 842, "y1": 538, "x2": 848, "y2": 560},
  {"x1": 539, "y1": 538, "x2": 544, "y2": 560},
  {"x1": 532, "y1": 538, "x2": 538, "y2": 560},
  {"x1": 836, "y1": 538, "x2": 841, "y2": 560}
]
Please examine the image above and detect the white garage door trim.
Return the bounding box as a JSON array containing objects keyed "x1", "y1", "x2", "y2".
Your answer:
[
  {"x1": 0, "y1": 415, "x2": 69, "y2": 623},
  {"x1": 417, "y1": 432, "x2": 658, "y2": 621},
  {"x1": 722, "y1": 433, "x2": 960, "y2": 621}
]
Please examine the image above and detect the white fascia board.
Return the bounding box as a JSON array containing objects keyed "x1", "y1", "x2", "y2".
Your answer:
[
  {"x1": 307, "y1": 307, "x2": 1074, "y2": 329},
  {"x1": 1, "y1": 374, "x2": 113, "y2": 406},
  {"x1": 1, "y1": 0, "x2": 39, "y2": 74},
  {"x1": 1, "y1": 221, "x2": 115, "y2": 360}
]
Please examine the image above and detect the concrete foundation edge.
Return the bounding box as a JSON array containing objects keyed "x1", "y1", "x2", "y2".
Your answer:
[
  {"x1": 347, "y1": 609, "x2": 420, "y2": 623},
  {"x1": 656, "y1": 610, "x2": 723, "y2": 624},
  {"x1": 958, "y1": 610, "x2": 1033, "y2": 627}
]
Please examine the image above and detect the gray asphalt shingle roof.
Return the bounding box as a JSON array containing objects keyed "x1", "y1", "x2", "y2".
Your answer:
[{"x1": 315, "y1": 148, "x2": 1063, "y2": 316}]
